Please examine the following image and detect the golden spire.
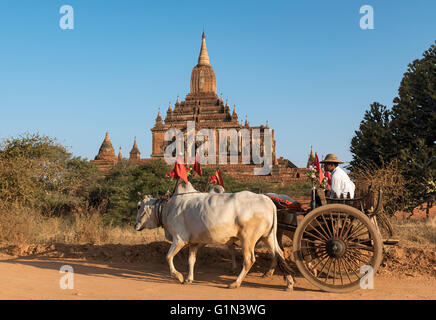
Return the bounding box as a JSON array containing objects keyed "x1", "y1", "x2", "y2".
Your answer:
[
  {"x1": 198, "y1": 31, "x2": 210, "y2": 66},
  {"x1": 118, "y1": 147, "x2": 122, "y2": 160}
]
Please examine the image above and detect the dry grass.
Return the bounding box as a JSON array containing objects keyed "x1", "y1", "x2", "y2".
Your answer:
[
  {"x1": 0, "y1": 206, "x2": 166, "y2": 247},
  {"x1": 391, "y1": 217, "x2": 436, "y2": 248},
  {"x1": 1, "y1": 204, "x2": 434, "y2": 251}
]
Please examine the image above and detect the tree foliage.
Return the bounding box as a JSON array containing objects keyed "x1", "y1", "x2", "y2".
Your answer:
[
  {"x1": 0, "y1": 133, "x2": 103, "y2": 214},
  {"x1": 350, "y1": 102, "x2": 393, "y2": 168},
  {"x1": 350, "y1": 41, "x2": 436, "y2": 214},
  {"x1": 390, "y1": 42, "x2": 436, "y2": 211}
]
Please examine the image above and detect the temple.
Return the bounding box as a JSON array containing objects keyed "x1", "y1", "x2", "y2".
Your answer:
[
  {"x1": 151, "y1": 32, "x2": 277, "y2": 166},
  {"x1": 92, "y1": 32, "x2": 311, "y2": 182}
]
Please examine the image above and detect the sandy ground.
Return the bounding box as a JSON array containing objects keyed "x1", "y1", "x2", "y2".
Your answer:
[{"x1": 1, "y1": 252, "x2": 435, "y2": 300}]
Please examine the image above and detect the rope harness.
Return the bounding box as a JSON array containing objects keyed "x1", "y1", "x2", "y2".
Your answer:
[
  {"x1": 154, "y1": 199, "x2": 165, "y2": 228},
  {"x1": 154, "y1": 191, "x2": 201, "y2": 228}
]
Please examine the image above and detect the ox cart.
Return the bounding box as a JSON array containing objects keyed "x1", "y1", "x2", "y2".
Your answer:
[{"x1": 266, "y1": 187, "x2": 396, "y2": 293}]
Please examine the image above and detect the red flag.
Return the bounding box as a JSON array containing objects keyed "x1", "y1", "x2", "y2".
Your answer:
[
  {"x1": 173, "y1": 156, "x2": 189, "y2": 185},
  {"x1": 314, "y1": 153, "x2": 324, "y2": 186},
  {"x1": 193, "y1": 155, "x2": 202, "y2": 177},
  {"x1": 214, "y1": 168, "x2": 224, "y2": 188}
]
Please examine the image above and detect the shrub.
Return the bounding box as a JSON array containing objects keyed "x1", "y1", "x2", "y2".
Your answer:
[
  {"x1": 350, "y1": 160, "x2": 410, "y2": 217},
  {"x1": 0, "y1": 133, "x2": 103, "y2": 215}
]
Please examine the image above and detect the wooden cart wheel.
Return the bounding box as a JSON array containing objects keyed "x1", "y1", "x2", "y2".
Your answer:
[{"x1": 293, "y1": 204, "x2": 383, "y2": 293}]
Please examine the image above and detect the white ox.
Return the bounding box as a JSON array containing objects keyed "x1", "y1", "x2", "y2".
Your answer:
[{"x1": 135, "y1": 181, "x2": 294, "y2": 290}]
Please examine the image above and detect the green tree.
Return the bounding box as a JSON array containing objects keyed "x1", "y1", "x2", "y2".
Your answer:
[
  {"x1": 390, "y1": 42, "x2": 436, "y2": 214},
  {"x1": 350, "y1": 102, "x2": 394, "y2": 168},
  {"x1": 0, "y1": 132, "x2": 103, "y2": 214},
  {"x1": 350, "y1": 41, "x2": 436, "y2": 215}
]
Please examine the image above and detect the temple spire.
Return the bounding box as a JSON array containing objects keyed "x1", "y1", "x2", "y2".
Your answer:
[
  {"x1": 129, "y1": 137, "x2": 141, "y2": 161},
  {"x1": 306, "y1": 145, "x2": 315, "y2": 168},
  {"x1": 198, "y1": 31, "x2": 210, "y2": 66},
  {"x1": 94, "y1": 131, "x2": 116, "y2": 161}
]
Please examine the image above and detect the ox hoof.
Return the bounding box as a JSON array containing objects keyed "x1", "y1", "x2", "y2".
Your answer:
[
  {"x1": 227, "y1": 282, "x2": 240, "y2": 289},
  {"x1": 262, "y1": 270, "x2": 274, "y2": 278},
  {"x1": 184, "y1": 279, "x2": 193, "y2": 285},
  {"x1": 172, "y1": 272, "x2": 184, "y2": 284}
]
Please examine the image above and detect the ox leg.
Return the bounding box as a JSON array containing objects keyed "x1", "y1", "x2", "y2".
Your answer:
[
  {"x1": 228, "y1": 239, "x2": 256, "y2": 289},
  {"x1": 261, "y1": 236, "x2": 277, "y2": 278},
  {"x1": 227, "y1": 243, "x2": 238, "y2": 274},
  {"x1": 277, "y1": 229, "x2": 284, "y2": 250},
  {"x1": 185, "y1": 244, "x2": 199, "y2": 285},
  {"x1": 166, "y1": 240, "x2": 185, "y2": 284}
]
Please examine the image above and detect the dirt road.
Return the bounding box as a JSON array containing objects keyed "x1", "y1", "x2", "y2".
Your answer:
[{"x1": 1, "y1": 253, "x2": 434, "y2": 300}]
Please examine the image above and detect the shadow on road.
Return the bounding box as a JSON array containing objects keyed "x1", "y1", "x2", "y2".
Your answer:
[{"x1": 0, "y1": 242, "x2": 318, "y2": 292}]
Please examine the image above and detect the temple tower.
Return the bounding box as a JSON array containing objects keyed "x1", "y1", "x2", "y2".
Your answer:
[
  {"x1": 91, "y1": 132, "x2": 118, "y2": 172},
  {"x1": 129, "y1": 137, "x2": 141, "y2": 161},
  {"x1": 150, "y1": 32, "x2": 276, "y2": 168}
]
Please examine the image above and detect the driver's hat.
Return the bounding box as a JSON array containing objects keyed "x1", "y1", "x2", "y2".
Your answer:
[{"x1": 320, "y1": 154, "x2": 344, "y2": 164}]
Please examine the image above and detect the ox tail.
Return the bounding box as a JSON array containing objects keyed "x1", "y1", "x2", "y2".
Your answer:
[{"x1": 268, "y1": 199, "x2": 295, "y2": 286}]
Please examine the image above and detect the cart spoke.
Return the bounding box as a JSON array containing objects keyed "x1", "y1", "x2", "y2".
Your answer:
[
  {"x1": 343, "y1": 250, "x2": 364, "y2": 269},
  {"x1": 339, "y1": 215, "x2": 351, "y2": 238},
  {"x1": 345, "y1": 222, "x2": 368, "y2": 241},
  {"x1": 335, "y1": 213, "x2": 346, "y2": 238},
  {"x1": 338, "y1": 257, "x2": 353, "y2": 284},
  {"x1": 341, "y1": 216, "x2": 357, "y2": 239},
  {"x1": 315, "y1": 254, "x2": 331, "y2": 279},
  {"x1": 332, "y1": 259, "x2": 337, "y2": 285},
  {"x1": 303, "y1": 229, "x2": 327, "y2": 243},
  {"x1": 301, "y1": 238, "x2": 326, "y2": 246},
  {"x1": 330, "y1": 211, "x2": 338, "y2": 237},
  {"x1": 310, "y1": 251, "x2": 330, "y2": 270},
  {"x1": 348, "y1": 247, "x2": 374, "y2": 260},
  {"x1": 307, "y1": 222, "x2": 329, "y2": 241},
  {"x1": 347, "y1": 242, "x2": 375, "y2": 252},
  {"x1": 346, "y1": 249, "x2": 372, "y2": 265},
  {"x1": 342, "y1": 254, "x2": 362, "y2": 280},
  {"x1": 320, "y1": 213, "x2": 333, "y2": 238},
  {"x1": 337, "y1": 258, "x2": 344, "y2": 285},
  {"x1": 313, "y1": 217, "x2": 332, "y2": 241},
  {"x1": 323, "y1": 258, "x2": 335, "y2": 283},
  {"x1": 300, "y1": 245, "x2": 325, "y2": 250}
]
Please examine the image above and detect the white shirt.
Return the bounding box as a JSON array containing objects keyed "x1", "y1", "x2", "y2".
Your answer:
[{"x1": 330, "y1": 166, "x2": 355, "y2": 199}]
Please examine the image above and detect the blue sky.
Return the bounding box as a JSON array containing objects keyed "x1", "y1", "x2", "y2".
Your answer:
[{"x1": 0, "y1": 0, "x2": 435, "y2": 167}]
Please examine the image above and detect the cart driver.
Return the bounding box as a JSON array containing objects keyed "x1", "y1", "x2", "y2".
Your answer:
[{"x1": 320, "y1": 154, "x2": 355, "y2": 199}]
